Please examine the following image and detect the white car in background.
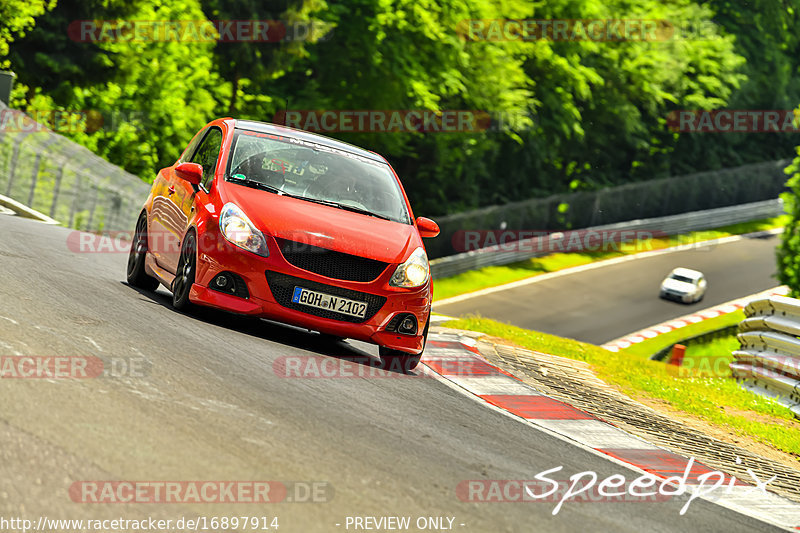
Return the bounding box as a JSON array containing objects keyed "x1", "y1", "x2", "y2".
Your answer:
[{"x1": 659, "y1": 267, "x2": 707, "y2": 303}]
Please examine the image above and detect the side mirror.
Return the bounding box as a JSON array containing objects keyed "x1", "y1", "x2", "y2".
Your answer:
[
  {"x1": 175, "y1": 162, "x2": 203, "y2": 185},
  {"x1": 416, "y1": 216, "x2": 440, "y2": 238}
]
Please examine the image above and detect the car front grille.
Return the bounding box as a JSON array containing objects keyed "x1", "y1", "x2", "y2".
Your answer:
[
  {"x1": 661, "y1": 290, "x2": 685, "y2": 302},
  {"x1": 275, "y1": 238, "x2": 389, "y2": 283},
  {"x1": 265, "y1": 270, "x2": 386, "y2": 323}
]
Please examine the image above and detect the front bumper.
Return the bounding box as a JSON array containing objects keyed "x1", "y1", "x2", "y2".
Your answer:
[
  {"x1": 188, "y1": 230, "x2": 430, "y2": 354},
  {"x1": 660, "y1": 290, "x2": 691, "y2": 303}
]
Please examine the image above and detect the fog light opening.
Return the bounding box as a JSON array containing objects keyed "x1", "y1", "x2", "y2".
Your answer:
[{"x1": 210, "y1": 272, "x2": 250, "y2": 299}]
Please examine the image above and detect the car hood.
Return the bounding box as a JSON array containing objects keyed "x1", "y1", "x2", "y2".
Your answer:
[
  {"x1": 222, "y1": 185, "x2": 417, "y2": 264},
  {"x1": 661, "y1": 279, "x2": 697, "y2": 293}
]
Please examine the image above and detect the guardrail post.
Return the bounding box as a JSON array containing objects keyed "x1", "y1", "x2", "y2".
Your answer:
[
  {"x1": 0, "y1": 71, "x2": 15, "y2": 106},
  {"x1": 27, "y1": 136, "x2": 59, "y2": 206},
  {"x1": 49, "y1": 166, "x2": 63, "y2": 218},
  {"x1": 5, "y1": 132, "x2": 26, "y2": 196}
]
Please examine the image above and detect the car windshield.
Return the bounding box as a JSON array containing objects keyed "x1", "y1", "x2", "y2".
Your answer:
[
  {"x1": 226, "y1": 129, "x2": 411, "y2": 224},
  {"x1": 669, "y1": 274, "x2": 696, "y2": 284}
]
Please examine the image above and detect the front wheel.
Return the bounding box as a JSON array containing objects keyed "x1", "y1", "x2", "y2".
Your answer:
[
  {"x1": 126, "y1": 212, "x2": 159, "y2": 291},
  {"x1": 172, "y1": 232, "x2": 196, "y2": 310},
  {"x1": 379, "y1": 317, "x2": 429, "y2": 372}
]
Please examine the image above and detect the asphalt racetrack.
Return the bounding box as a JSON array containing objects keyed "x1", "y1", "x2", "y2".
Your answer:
[
  {"x1": 435, "y1": 234, "x2": 781, "y2": 344},
  {"x1": 0, "y1": 214, "x2": 782, "y2": 532}
]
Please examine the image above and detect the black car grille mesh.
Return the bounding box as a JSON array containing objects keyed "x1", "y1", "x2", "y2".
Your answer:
[
  {"x1": 265, "y1": 270, "x2": 386, "y2": 323},
  {"x1": 275, "y1": 238, "x2": 389, "y2": 282}
]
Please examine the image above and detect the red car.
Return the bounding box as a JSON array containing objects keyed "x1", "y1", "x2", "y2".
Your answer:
[{"x1": 126, "y1": 118, "x2": 439, "y2": 370}]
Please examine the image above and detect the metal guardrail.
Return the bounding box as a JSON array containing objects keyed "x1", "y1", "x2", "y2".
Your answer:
[
  {"x1": 425, "y1": 159, "x2": 790, "y2": 259},
  {"x1": 0, "y1": 100, "x2": 150, "y2": 232},
  {"x1": 733, "y1": 296, "x2": 800, "y2": 418},
  {"x1": 430, "y1": 198, "x2": 785, "y2": 279}
]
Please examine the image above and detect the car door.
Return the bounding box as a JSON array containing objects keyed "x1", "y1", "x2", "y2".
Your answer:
[
  {"x1": 157, "y1": 127, "x2": 223, "y2": 274},
  {"x1": 149, "y1": 129, "x2": 206, "y2": 269}
]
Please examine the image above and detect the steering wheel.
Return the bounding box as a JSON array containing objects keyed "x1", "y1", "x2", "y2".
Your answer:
[{"x1": 231, "y1": 153, "x2": 286, "y2": 190}]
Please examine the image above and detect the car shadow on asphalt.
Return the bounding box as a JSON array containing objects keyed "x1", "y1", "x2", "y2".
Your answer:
[
  {"x1": 744, "y1": 230, "x2": 777, "y2": 240},
  {"x1": 121, "y1": 281, "x2": 419, "y2": 376}
]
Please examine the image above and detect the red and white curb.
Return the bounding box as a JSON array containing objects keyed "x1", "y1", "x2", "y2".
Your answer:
[
  {"x1": 422, "y1": 332, "x2": 800, "y2": 529},
  {"x1": 602, "y1": 286, "x2": 791, "y2": 353}
]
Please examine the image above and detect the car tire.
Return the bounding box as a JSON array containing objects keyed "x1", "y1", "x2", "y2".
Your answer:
[
  {"x1": 379, "y1": 317, "x2": 429, "y2": 372},
  {"x1": 172, "y1": 231, "x2": 197, "y2": 310},
  {"x1": 126, "y1": 212, "x2": 160, "y2": 291}
]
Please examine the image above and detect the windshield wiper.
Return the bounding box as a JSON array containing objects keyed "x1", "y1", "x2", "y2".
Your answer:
[
  {"x1": 332, "y1": 202, "x2": 392, "y2": 221},
  {"x1": 228, "y1": 175, "x2": 285, "y2": 195},
  {"x1": 292, "y1": 196, "x2": 391, "y2": 221}
]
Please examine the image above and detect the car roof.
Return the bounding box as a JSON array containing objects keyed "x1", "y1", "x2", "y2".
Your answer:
[
  {"x1": 670, "y1": 267, "x2": 703, "y2": 279},
  {"x1": 233, "y1": 120, "x2": 385, "y2": 163}
]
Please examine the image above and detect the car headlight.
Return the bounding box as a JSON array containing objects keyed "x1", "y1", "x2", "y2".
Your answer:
[
  {"x1": 390, "y1": 247, "x2": 429, "y2": 288},
  {"x1": 219, "y1": 203, "x2": 269, "y2": 257}
]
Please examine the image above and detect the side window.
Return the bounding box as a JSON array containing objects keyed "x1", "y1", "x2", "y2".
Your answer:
[
  {"x1": 191, "y1": 128, "x2": 223, "y2": 190},
  {"x1": 180, "y1": 128, "x2": 206, "y2": 163}
]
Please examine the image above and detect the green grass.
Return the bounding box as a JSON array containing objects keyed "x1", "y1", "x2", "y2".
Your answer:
[
  {"x1": 442, "y1": 316, "x2": 800, "y2": 457},
  {"x1": 682, "y1": 335, "x2": 741, "y2": 377},
  {"x1": 433, "y1": 216, "x2": 788, "y2": 302},
  {"x1": 619, "y1": 311, "x2": 745, "y2": 358}
]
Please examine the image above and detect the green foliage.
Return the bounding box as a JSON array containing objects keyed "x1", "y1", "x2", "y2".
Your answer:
[
  {"x1": 0, "y1": 0, "x2": 55, "y2": 68},
  {"x1": 11, "y1": 0, "x2": 222, "y2": 178},
  {"x1": 778, "y1": 141, "x2": 800, "y2": 296},
  {"x1": 4, "y1": 0, "x2": 799, "y2": 218},
  {"x1": 680, "y1": 0, "x2": 800, "y2": 171}
]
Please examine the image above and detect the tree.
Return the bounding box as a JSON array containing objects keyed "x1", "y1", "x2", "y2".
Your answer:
[
  {"x1": 777, "y1": 136, "x2": 800, "y2": 296},
  {"x1": 11, "y1": 0, "x2": 223, "y2": 178},
  {"x1": 0, "y1": 0, "x2": 55, "y2": 69}
]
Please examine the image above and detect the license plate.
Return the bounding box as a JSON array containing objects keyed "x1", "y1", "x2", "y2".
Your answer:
[{"x1": 292, "y1": 287, "x2": 368, "y2": 319}]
